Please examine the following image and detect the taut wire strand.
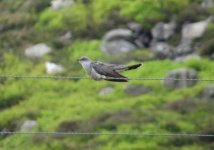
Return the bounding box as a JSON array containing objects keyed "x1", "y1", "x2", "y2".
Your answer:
[
  {"x1": 0, "y1": 75, "x2": 214, "y2": 82},
  {"x1": 1, "y1": 131, "x2": 214, "y2": 137}
]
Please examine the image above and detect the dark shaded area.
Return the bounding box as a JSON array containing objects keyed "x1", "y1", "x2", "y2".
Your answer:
[{"x1": 166, "y1": 99, "x2": 196, "y2": 114}]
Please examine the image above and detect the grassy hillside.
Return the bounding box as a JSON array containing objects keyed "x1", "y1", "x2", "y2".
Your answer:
[
  {"x1": 0, "y1": 0, "x2": 214, "y2": 149},
  {"x1": 1, "y1": 53, "x2": 214, "y2": 150}
]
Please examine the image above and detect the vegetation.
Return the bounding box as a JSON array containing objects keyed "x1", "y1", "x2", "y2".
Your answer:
[{"x1": 0, "y1": 0, "x2": 214, "y2": 149}]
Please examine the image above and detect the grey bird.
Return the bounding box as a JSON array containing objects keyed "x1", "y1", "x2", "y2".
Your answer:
[{"x1": 78, "y1": 56, "x2": 142, "y2": 82}]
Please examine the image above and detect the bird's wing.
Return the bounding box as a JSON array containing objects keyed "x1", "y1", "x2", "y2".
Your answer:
[
  {"x1": 96, "y1": 61, "x2": 127, "y2": 71},
  {"x1": 91, "y1": 62, "x2": 127, "y2": 79}
]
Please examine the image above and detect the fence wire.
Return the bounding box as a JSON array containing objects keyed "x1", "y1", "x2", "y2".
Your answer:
[
  {"x1": 1, "y1": 131, "x2": 214, "y2": 137},
  {"x1": 0, "y1": 75, "x2": 214, "y2": 82},
  {"x1": 1, "y1": 75, "x2": 214, "y2": 138}
]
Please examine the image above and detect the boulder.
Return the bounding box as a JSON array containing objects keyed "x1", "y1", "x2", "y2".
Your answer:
[
  {"x1": 51, "y1": 0, "x2": 74, "y2": 10},
  {"x1": 174, "y1": 54, "x2": 201, "y2": 62},
  {"x1": 20, "y1": 120, "x2": 37, "y2": 131},
  {"x1": 127, "y1": 22, "x2": 143, "y2": 37},
  {"x1": 99, "y1": 87, "x2": 113, "y2": 96},
  {"x1": 60, "y1": 31, "x2": 72, "y2": 42},
  {"x1": 128, "y1": 22, "x2": 152, "y2": 48},
  {"x1": 201, "y1": 0, "x2": 213, "y2": 8},
  {"x1": 124, "y1": 85, "x2": 151, "y2": 96},
  {"x1": 102, "y1": 28, "x2": 133, "y2": 42},
  {"x1": 101, "y1": 28, "x2": 137, "y2": 55},
  {"x1": 150, "y1": 42, "x2": 174, "y2": 59},
  {"x1": 175, "y1": 39, "x2": 193, "y2": 55},
  {"x1": 101, "y1": 40, "x2": 136, "y2": 55},
  {"x1": 25, "y1": 43, "x2": 51, "y2": 58},
  {"x1": 45, "y1": 62, "x2": 63, "y2": 74},
  {"x1": 181, "y1": 16, "x2": 213, "y2": 41},
  {"x1": 163, "y1": 68, "x2": 198, "y2": 89},
  {"x1": 211, "y1": 53, "x2": 214, "y2": 60},
  {"x1": 203, "y1": 85, "x2": 214, "y2": 100},
  {"x1": 151, "y1": 20, "x2": 176, "y2": 41}
]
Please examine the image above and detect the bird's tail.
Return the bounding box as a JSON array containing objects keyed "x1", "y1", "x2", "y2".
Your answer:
[
  {"x1": 126, "y1": 64, "x2": 142, "y2": 70},
  {"x1": 104, "y1": 78, "x2": 128, "y2": 82},
  {"x1": 104, "y1": 73, "x2": 128, "y2": 82}
]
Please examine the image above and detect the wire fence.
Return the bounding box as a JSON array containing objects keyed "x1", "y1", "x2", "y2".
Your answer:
[
  {"x1": 1, "y1": 131, "x2": 214, "y2": 137},
  {"x1": 1, "y1": 75, "x2": 214, "y2": 139},
  {"x1": 0, "y1": 75, "x2": 214, "y2": 82}
]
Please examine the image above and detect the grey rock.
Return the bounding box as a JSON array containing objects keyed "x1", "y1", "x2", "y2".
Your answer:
[
  {"x1": 203, "y1": 85, "x2": 214, "y2": 100},
  {"x1": 151, "y1": 20, "x2": 176, "y2": 40},
  {"x1": 127, "y1": 22, "x2": 142, "y2": 31},
  {"x1": 211, "y1": 53, "x2": 214, "y2": 60},
  {"x1": 124, "y1": 85, "x2": 151, "y2": 96},
  {"x1": 99, "y1": 87, "x2": 113, "y2": 96},
  {"x1": 45, "y1": 62, "x2": 64, "y2": 74},
  {"x1": 127, "y1": 22, "x2": 152, "y2": 48},
  {"x1": 150, "y1": 42, "x2": 174, "y2": 59},
  {"x1": 101, "y1": 40, "x2": 136, "y2": 55},
  {"x1": 181, "y1": 17, "x2": 213, "y2": 41},
  {"x1": 174, "y1": 54, "x2": 201, "y2": 62},
  {"x1": 163, "y1": 68, "x2": 198, "y2": 89},
  {"x1": 51, "y1": 0, "x2": 75, "y2": 9},
  {"x1": 102, "y1": 28, "x2": 133, "y2": 42},
  {"x1": 101, "y1": 28, "x2": 137, "y2": 55},
  {"x1": 127, "y1": 22, "x2": 144, "y2": 48},
  {"x1": 25, "y1": 43, "x2": 51, "y2": 58},
  {"x1": 201, "y1": 0, "x2": 213, "y2": 8},
  {"x1": 175, "y1": 39, "x2": 193, "y2": 55},
  {"x1": 60, "y1": 31, "x2": 72, "y2": 42},
  {"x1": 20, "y1": 120, "x2": 37, "y2": 131}
]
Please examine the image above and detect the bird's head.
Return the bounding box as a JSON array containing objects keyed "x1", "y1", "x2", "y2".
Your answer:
[{"x1": 78, "y1": 56, "x2": 91, "y2": 64}]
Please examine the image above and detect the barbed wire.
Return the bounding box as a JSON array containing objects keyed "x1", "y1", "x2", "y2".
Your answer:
[
  {"x1": 0, "y1": 75, "x2": 214, "y2": 82},
  {"x1": 1, "y1": 131, "x2": 214, "y2": 137}
]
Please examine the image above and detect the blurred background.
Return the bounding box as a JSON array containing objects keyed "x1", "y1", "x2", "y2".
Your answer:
[{"x1": 0, "y1": 0, "x2": 214, "y2": 149}]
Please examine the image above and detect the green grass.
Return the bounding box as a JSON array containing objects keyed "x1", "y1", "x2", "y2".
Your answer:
[{"x1": 0, "y1": 51, "x2": 213, "y2": 149}]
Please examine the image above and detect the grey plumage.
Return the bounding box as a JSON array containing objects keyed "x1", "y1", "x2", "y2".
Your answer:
[{"x1": 78, "y1": 56, "x2": 142, "y2": 82}]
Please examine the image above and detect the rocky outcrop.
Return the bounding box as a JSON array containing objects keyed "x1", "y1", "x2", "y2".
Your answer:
[
  {"x1": 150, "y1": 42, "x2": 174, "y2": 59},
  {"x1": 101, "y1": 28, "x2": 136, "y2": 55},
  {"x1": 163, "y1": 68, "x2": 198, "y2": 89},
  {"x1": 201, "y1": 0, "x2": 213, "y2": 8},
  {"x1": 181, "y1": 16, "x2": 213, "y2": 41},
  {"x1": 211, "y1": 53, "x2": 214, "y2": 60},
  {"x1": 151, "y1": 19, "x2": 176, "y2": 41},
  {"x1": 100, "y1": 11, "x2": 213, "y2": 61},
  {"x1": 101, "y1": 25, "x2": 152, "y2": 55},
  {"x1": 25, "y1": 43, "x2": 51, "y2": 58},
  {"x1": 128, "y1": 22, "x2": 152, "y2": 48},
  {"x1": 175, "y1": 39, "x2": 193, "y2": 56},
  {"x1": 174, "y1": 16, "x2": 213, "y2": 58}
]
